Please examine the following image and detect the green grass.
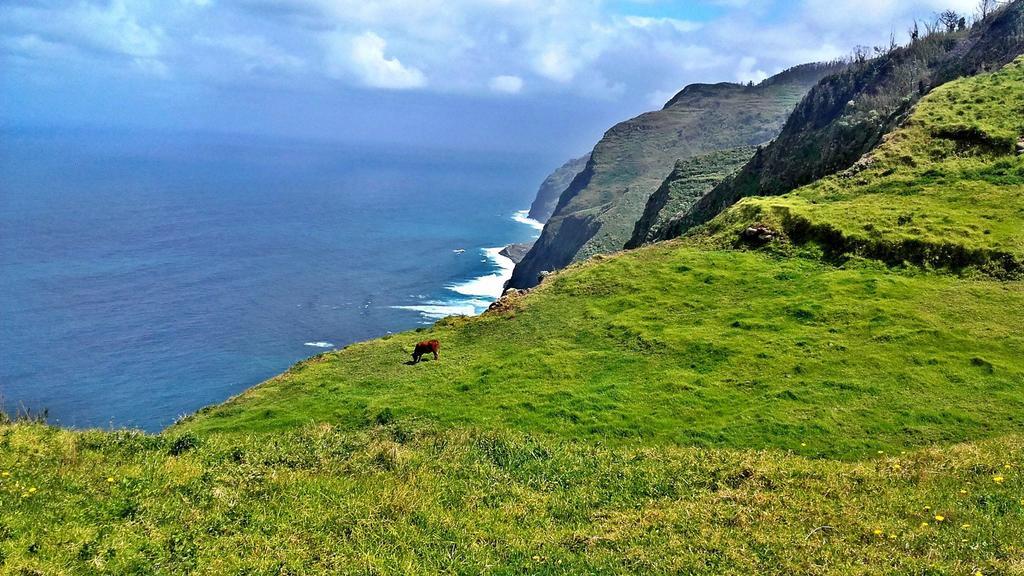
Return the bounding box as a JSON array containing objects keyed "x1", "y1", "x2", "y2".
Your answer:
[
  {"x1": 2, "y1": 422, "x2": 1022, "y2": 574},
  {"x1": 178, "y1": 246, "x2": 1024, "y2": 459},
  {"x1": 728, "y1": 57, "x2": 1024, "y2": 273}
]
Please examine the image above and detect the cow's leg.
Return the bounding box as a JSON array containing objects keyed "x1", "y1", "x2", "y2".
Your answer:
[{"x1": 433, "y1": 350, "x2": 438, "y2": 360}]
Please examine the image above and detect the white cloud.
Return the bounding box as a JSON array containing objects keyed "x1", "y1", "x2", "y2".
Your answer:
[
  {"x1": 326, "y1": 31, "x2": 426, "y2": 89},
  {"x1": 623, "y1": 15, "x2": 702, "y2": 33},
  {"x1": 489, "y1": 74, "x2": 523, "y2": 94},
  {"x1": 736, "y1": 56, "x2": 768, "y2": 84},
  {"x1": 196, "y1": 34, "x2": 305, "y2": 75},
  {"x1": 535, "y1": 45, "x2": 578, "y2": 83},
  {"x1": 2, "y1": 0, "x2": 998, "y2": 105}
]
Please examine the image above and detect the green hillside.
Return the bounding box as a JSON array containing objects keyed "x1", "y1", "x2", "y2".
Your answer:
[
  {"x1": 508, "y1": 63, "x2": 844, "y2": 289},
  {"x1": 2, "y1": 39, "x2": 1024, "y2": 576},
  {"x1": 689, "y1": 56, "x2": 1024, "y2": 276},
  {"x1": 178, "y1": 247, "x2": 1024, "y2": 457}
]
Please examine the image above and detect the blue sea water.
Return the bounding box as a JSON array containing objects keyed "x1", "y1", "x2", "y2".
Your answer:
[{"x1": 0, "y1": 128, "x2": 551, "y2": 431}]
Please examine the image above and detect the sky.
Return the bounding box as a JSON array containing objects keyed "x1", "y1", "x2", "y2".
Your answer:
[{"x1": 0, "y1": 0, "x2": 983, "y2": 158}]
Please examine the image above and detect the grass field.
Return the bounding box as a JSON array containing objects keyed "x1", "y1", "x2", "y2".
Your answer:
[{"x1": 2, "y1": 422, "x2": 1022, "y2": 574}]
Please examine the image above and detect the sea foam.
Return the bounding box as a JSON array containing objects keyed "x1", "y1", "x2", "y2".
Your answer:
[
  {"x1": 304, "y1": 341, "x2": 335, "y2": 348},
  {"x1": 446, "y1": 247, "x2": 515, "y2": 299},
  {"x1": 392, "y1": 210, "x2": 539, "y2": 322},
  {"x1": 512, "y1": 209, "x2": 544, "y2": 231}
]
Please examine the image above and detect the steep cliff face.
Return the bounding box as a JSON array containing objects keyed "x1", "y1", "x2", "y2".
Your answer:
[
  {"x1": 527, "y1": 154, "x2": 591, "y2": 222},
  {"x1": 508, "y1": 62, "x2": 844, "y2": 289},
  {"x1": 626, "y1": 147, "x2": 755, "y2": 248},
  {"x1": 657, "y1": 0, "x2": 1024, "y2": 242}
]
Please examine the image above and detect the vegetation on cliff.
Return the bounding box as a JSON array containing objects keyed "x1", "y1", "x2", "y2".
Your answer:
[
  {"x1": 627, "y1": 147, "x2": 755, "y2": 248},
  {"x1": 658, "y1": 1, "x2": 1024, "y2": 241}
]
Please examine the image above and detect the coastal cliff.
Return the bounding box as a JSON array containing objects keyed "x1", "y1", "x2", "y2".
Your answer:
[
  {"x1": 508, "y1": 62, "x2": 845, "y2": 289},
  {"x1": 527, "y1": 154, "x2": 590, "y2": 223}
]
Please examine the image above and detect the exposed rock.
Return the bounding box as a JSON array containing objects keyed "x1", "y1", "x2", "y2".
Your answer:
[
  {"x1": 499, "y1": 243, "x2": 534, "y2": 265},
  {"x1": 740, "y1": 224, "x2": 778, "y2": 246},
  {"x1": 485, "y1": 287, "x2": 530, "y2": 315}
]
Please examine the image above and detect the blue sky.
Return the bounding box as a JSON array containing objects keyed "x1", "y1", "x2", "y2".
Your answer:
[{"x1": 0, "y1": 0, "x2": 980, "y2": 158}]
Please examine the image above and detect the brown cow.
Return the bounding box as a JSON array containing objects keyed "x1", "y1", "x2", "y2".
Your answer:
[{"x1": 412, "y1": 339, "x2": 440, "y2": 364}]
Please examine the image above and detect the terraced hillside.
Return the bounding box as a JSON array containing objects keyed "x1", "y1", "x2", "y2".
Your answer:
[
  {"x1": 2, "y1": 46, "x2": 1023, "y2": 576},
  {"x1": 627, "y1": 147, "x2": 755, "y2": 248},
  {"x1": 508, "y1": 63, "x2": 844, "y2": 289}
]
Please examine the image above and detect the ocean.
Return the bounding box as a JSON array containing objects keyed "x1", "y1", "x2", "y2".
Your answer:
[{"x1": 0, "y1": 128, "x2": 551, "y2": 431}]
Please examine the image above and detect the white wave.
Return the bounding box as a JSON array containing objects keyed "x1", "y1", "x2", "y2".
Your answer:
[
  {"x1": 304, "y1": 341, "x2": 334, "y2": 348},
  {"x1": 446, "y1": 247, "x2": 514, "y2": 299},
  {"x1": 512, "y1": 209, "x2": 544, "y2": 232},
  {"x1": 392, "y1": 303, "x2": 477, "y2": 320}
]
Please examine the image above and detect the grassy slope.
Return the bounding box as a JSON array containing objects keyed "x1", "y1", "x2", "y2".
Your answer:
[
  {"x1": 2, "y1": 423, "x2": 1022, "y2": 574},
  {"x1": 178, "y1": 246, "x2": 1024, "y2": 458},
  {"x1": 707, "y1": 57, "x2": 1024, "y2": 273}
]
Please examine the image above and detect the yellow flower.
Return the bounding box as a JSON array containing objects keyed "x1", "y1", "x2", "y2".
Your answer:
[
  {"x1": 0, "y1": 471, "x2": 9, "y2": 477},
  {"x1": 975, "y1": 572, "x2": 983, "y2": 576},
  {"x1": 934, "y1": 515, "x2": 944, "y2": 522},
  {"x1": 993, "y1": 475, "x2": 1005, "y2": 484},
  {"x1": 877, "y1": 451, "x2": 885, "y2": 455},
  {"x1": 920, "y1": 522, "x2": 929, "y2": 528},
  {"x1": 801, "y1": 443, "x2": 807, "y2": 447},
  {"x1": 28, "y1": 487, "x2": 37, "y2": 493},
  {"x1": 106, "y1": 477, "x2": 115, "y2": 483},
  {"x1": 873, "y1": 529, "x2": 884, "y2": 536},
  {"x1": 1005, "y1": 464, "x2": 1013, "y2": 469},
  {"x1": 961, "y1": 524, "x2": 971, "y2": 529},
  {"x1": 960, "y1": 489, "x2": 968, "y2": 495},
  {"x1": 893, "y1": 464, "x2": 902, "y2": 470}
]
